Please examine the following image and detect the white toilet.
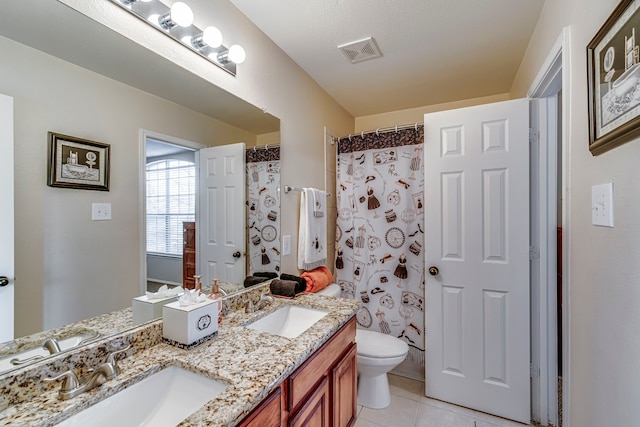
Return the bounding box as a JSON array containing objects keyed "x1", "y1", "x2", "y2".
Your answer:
[{"x1": 316, "y1": 284, "x2": 409, "y2": 409}]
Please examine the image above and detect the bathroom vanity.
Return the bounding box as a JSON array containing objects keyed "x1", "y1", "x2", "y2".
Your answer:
[
  {"x1": 239, "y1": 316, "x2": 357, "y2": 427},
  {"x1": 0, "y1": 284, "x2": 359, "y2": 426}
]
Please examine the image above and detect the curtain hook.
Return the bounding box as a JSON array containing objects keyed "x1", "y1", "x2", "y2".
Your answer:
[
  {"x1": 415, "y1": 123, "x2": 418, "y2": 131},
  {"x1": 361, "y1": 131, "x2": 364, "y2": 138},
  {"x1": 395, "y1": 125, "x2": 398, "y2": 133},
  {"x1": 376, "y1": 128, "x2": 380, "y2": 136},
  {"x1": 265, "y1": 144, "x2": 269, "y2": 150},
  {"x1": 348, "y1": 134, "x2": 351, "y2": 142},
  {"x1": 253, "y1": 146, "x2": 257, "y2": 152}
]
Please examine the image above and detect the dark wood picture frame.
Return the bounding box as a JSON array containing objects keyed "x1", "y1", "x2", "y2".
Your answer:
[
  {"x1": 47, "y1": 132, "x2": 110, "y2": 191},
  {"x1": 588, "y1": 0, "x2": 640, "y2": 155}
]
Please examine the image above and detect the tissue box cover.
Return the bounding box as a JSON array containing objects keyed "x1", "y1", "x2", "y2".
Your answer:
[
  {"x1": 162, "y1": 299, "x2": 218, "y2": 349},
  {"x1": 132, "y1": 295, "x2": 179, "y2": 326}
]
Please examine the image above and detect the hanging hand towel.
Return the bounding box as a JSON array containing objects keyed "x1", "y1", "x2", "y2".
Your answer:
[
  {"x1": 312, "y1": 188, "x2": 325, "y2": 218},
  {"x1": 298, "y1": 188, "x2": 327, "y2": 270}
]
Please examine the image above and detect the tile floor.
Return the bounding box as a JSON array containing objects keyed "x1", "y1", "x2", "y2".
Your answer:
[{"x1": 354, "y1": 374, "x2": 531, "y2": 427}]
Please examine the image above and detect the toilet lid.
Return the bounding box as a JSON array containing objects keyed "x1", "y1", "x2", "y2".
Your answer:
[{"x1": 356, "y1": 329, "x2": 409, "y2": 358}]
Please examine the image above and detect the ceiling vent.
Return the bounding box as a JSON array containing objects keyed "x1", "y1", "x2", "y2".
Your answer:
[{"x1": 338, "y1": 37, "x2": 382, "y2": 64}]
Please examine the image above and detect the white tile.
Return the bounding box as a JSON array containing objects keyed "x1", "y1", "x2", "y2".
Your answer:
[
  {"x1": 359, "y1": 394, "x2": 419, "y2": 427},
  {"x1": 473, "y1": 411, "x2": 531, "y2": 427},
  {"x1": 414, "y1": 402, "x2": 476, "y2": 427},
  {"x1": 418, "y1": 396, "x2": 475, "y2": 418},
  {"x1": 354, "y1": 418, "x2": 385, "y2": 427},
  {"x1": 388, "y1": 374, "x2": 424, "y2": 402}
]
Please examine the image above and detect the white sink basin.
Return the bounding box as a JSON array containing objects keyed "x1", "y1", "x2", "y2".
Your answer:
[
  {"x1": 246, "y1": 305, "x2": 328, "y2": 338},
  {"x1": 56, "y1": 366, "x2": 227, "y2": 427}
]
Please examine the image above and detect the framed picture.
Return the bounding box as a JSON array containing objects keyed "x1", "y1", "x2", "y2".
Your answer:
[
  {"x1": 47, "y1": 132, "x2": 110, "y2": 191},
  {"x1": 588, "y1": 0, "x2": 640, "y2": 155}
]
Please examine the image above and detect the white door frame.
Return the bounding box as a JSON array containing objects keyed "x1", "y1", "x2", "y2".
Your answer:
[
  {"x1": 0, "y1": 93, "x2": 14, "y2": 342},
  {"x1": 527, "y1": 27, "x2": 571, "y2": 427},
  {"x1": 138, "y1": 129, "x2": 205, "y2": 295}
]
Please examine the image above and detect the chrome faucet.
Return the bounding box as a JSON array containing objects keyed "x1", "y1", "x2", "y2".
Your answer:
[
  {"x1": 42, "y1": 337, "x2": 62, "y2": 354},
  {"x1": 255, "y1": 294, "x2": 274, "y2": 310},
  {"x1": 44, "y1": 345, "x2": 130, "y2": 400},
  {"x1": 245, "y1": 294, "x2": 274, "y2": 313}
]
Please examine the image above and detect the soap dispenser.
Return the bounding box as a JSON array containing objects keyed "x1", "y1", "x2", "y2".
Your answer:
[
  {"x1": 209, "y1": 278, "x2": 223, "y2": 325},
  {"x1": 194, "y1": 275, "x2": 202, "y2": 292}
]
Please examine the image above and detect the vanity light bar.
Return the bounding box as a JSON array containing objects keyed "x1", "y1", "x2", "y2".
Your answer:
[{"x1": 109, "y1": 0, "x2": 245, "y2": 76}]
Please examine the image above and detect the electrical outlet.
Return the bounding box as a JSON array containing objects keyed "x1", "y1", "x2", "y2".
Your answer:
[
  {"x1": 282, "y1": 235, "x2": 291, "y2": 255},
  {"x1": 92, "y1": 203, "x2": 112, "y2": 221}
]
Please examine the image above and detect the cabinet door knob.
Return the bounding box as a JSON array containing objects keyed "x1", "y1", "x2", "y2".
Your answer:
[
  {"x1": 0, "y1": 276, "x2": 9, "y2": 287},
  {"x1": 428, "y1": 266, "x2": 439, "y2": 276}
]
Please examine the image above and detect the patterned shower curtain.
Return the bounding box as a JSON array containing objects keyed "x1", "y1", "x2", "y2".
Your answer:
[
  {"x1": 335, "y1": 127, "x2": 425, "y2": 367},
  {"x1": 246, "y1": 146, "x2": 281, "y2": 275}
]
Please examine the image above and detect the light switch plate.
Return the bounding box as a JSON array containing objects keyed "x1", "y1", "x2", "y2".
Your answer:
[
  {"x1": 282, "y1": 235, "x2": 291, "y2": 256},
  {"x1": 592, "y1": 183, "x2": 613, "y2": 227},
  {"x1": 92, "y1": 203, "x2": 112, "y2": 221}
]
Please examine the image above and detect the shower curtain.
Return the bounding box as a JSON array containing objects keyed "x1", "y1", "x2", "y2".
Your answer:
[
  {"x1": 335, "y1": 127, "x2": 425, "y2": 367},
  {"x1": 246, "y1": 146, "x2": 280, "y2": 275}
]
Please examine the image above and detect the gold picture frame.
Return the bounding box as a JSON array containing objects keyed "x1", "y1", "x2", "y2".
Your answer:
[{"x1": 588, "y1": 0, "x2": 640, "y2": 155}]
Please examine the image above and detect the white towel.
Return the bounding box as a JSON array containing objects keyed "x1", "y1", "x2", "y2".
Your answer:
[{"x1": 298, "y1": 188, "x2": 327, "y2": 270}]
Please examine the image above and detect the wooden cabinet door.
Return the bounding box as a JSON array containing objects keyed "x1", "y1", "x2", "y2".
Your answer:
[
  {"x1": 238, "y1": 386, "x2": 283, "y2": 427},
  {"x1": 332, "y1": 344, "x2": 357, "y2": 427},
  {"x1": 183, "y1": 221, "x2": 196, "y2": 289},
  {"x1": 289, "y1": 377, "x2": 330, "y2": 427}
]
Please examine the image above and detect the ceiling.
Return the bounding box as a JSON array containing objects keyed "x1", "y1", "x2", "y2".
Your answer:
[{"x1": 228, "y1": 0, "x2": 545, "y2": 117}]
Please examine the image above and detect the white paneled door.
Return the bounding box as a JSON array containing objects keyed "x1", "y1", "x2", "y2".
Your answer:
[
  {"x1": 424, "y1": 99, "x2": 530, "y2": 423},
  {"x1": 198, "y1": 143, "x2": 246, "y2": 285},
  {"x1": 0, "y1": 93, "x2": 14, "y2": 342}
]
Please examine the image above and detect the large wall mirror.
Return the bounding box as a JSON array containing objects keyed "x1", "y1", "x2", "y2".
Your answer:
[{"x1": 0, "y1": 0, "x2": 280, "y2": 371}]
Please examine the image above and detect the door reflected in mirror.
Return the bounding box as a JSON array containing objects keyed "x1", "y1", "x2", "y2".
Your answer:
[{"x1": 144, "y1": 138, "x2": 281, "y2": 294}]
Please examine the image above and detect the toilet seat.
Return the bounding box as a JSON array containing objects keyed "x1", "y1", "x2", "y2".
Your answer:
[{"x1": 356, "y1": 329, "x2": 408, "y2": 358}]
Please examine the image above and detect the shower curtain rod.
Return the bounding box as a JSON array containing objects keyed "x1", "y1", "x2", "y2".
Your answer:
[
  {"x1": 334, "y1": 122, "x2": 424, "y2": 143},
  {"x1": 246, "y1": 143, "x2": 280, "y2": 151}
]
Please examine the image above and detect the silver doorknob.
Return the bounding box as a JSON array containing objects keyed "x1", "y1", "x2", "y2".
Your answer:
[
  {"x1": 0, "y1": 276, "x2": 9, "y2": 287},
  {"x1": 428, "y1": 266, "x2": 439, "y2": 276},
  {"x1": 232, "y1": 251, "x2": 241, "y2": 259}
]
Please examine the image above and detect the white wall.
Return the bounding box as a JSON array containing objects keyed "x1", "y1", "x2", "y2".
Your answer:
[{"x1": 511, "y1": 1, "x2": 640, "y2": 425}]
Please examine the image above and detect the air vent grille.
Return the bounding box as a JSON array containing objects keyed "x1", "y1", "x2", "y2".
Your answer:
[{"x1": 338, "y1": 37, "x2": 382, "y2": 64}]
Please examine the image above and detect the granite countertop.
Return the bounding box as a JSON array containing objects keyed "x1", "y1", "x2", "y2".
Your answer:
[{"x1": 0, "y1": 293, "x2": 359, "y2": 427}]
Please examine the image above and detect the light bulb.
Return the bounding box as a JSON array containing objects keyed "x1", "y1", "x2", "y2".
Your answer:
[
  {"x1": 228, "y1": 45, "x2": 246, "y2": 64},
  {"x1": 158, "y1": 2, "x2": 193, "y2": 29},
  {"x1": 170, "y1": 2, "x2": 193, "y2": 27},
  {"x1": 202, "y1": 26, "x2": 223, "y2": 48},
  {"x1": 193, "y1": 26, "x2": 222, "y2": 50}
]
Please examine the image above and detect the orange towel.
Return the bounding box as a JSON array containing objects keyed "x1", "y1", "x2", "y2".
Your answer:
[{"x1": 300, "y1": 266, "x2": 333, "y2": 293}]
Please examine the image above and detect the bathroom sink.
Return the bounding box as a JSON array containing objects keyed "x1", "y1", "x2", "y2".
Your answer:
[
  {"x1": 56, "y1": 366, "x2": 228, "y2": 427},
  {"x1": 245, "y1": 305, "x2": 328, "y2": 338}
]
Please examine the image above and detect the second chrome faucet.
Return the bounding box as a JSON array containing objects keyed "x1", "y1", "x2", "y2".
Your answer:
[{"x1": 44, "y1": 345, "x2": 130, "y2": 400}]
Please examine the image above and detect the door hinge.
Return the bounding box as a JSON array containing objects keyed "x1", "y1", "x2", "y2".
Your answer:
[
  {"x1": 529, "y1": 245, "x2": 539, "y2": 261},
  {"x1": 530, "y1": 362, "x2": 540, "y2": 378},
  {"x1": 529, "y1": 129, "x2": 539, "y2": 145}
]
